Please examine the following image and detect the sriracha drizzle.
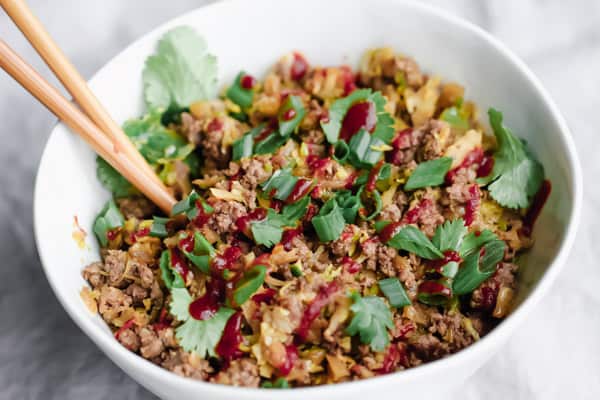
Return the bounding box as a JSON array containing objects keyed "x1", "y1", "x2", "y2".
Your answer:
[
  {"x1": 339, "y1": 101, "x2": 377, "y2": 141},
  {"x1": 216, "y1": 312, "x2": 244, "y2": 362}
]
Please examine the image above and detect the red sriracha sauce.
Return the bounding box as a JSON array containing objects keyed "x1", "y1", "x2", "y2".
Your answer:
[
  {"x1": 216, "y1": 312, "x2": 244, "y2": 362},
  {"x1": 236, "y1": 208, "x2": 268, "y2": 237},
  {"x1": 366, "y1": 160, "x2": 384, "y2": 192},
  {"x1": 211, "y1": 246, "x2": 243, "y2": 276},
  {"x1": 341, "y1": 256, "x2": 361, "y2": 274},
  {"x1": 306, "y1": 155, "x2": 330, "y2": 175},
  {"x1": 379, "y1": 221, "x2": 404, "y2": 243},
  {"x1": 170, "y1": 248, "x2": 191, "y2": 282},
  {"x1": 377, "y1": 344, "x2": 401, "y2": 375},
  {"x1": 388, "y1": 128, "x2": 414, "y2": 166},
  {"x1": 179, "y1": 234, "x2": 195, "y2": 253},
  {"x1": 282, "y1": 108, "x2": 296, "y2": 121},
  {"x1": 339, "y1": 101, "x2": 377, "y2": 141},
  {"x1": 240, "y1": 74, "x2": 256, "y2": 90},
  {"x1": 296, "y1": 281, "x2": 340, "y2": 342},
  {"x1": 340, "y1": 65, "x2": 357, "y2": 96},
  {"x1": 521, "y1": 179, "x2": 551, "y2": 236},
  {"x1": 281, "y1": 228, "x2": 302, "y2": 251},
  {"x1": 417, "y1": 281, "x2": 452, "y2": 298},
  {"x1": 464, "y1": 184, "x2": 480, "y2": 226},
  {"x1": 114, "y1": 318, "x2": 136, "y2": 340},
  {"x1": 290, "y1": 52, "x2": 309, "y2": 81},
  {"x1": 192, "y1": 200, "x2": 212, "y2": 228},
  {"x1": 269, "y1": 198, "x2": 283, "y2": 212},
  {"x1": 445, "y1": 148, "x2": 494, "y2": 183},
  {"x1": 106, "y1": 228, "x2": 119, "y2": 242},
  {"x1": 285, "y1": 178, "x2": 313, "y2": 204},
  {"x1": 152, "y1": 308, "x2": 172, "y2": 331},
  {"x1": 277, "y1": 344, "x2": 299, "y2": 376},
  {"x1": 427, "y1": 250, "x2": 462, "y2": 273},
  {"x1": 252, "y1": 287, "x2": 277, "y2": 305},
  {"x1": 207, "y1": 118, "x2": 223, "y2": 133},
  {"x1": 345, "y1": 171, "x2": 358, "y2": 189},
  {"x1": 188, "y1": 278, "x2": 225, "y2": 321}
]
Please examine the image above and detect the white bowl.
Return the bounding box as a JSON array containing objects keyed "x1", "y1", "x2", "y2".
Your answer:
[{"x1": 34, "y1": 0, "x2": 582, "y2": 398}]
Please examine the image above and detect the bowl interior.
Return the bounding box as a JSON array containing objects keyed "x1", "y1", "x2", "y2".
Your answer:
[{"x1": 34, "y1": 0, "x2": 579, "y2": 398}]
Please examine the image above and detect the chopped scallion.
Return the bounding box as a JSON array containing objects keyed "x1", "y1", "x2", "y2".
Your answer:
[
  {"x1": 379, "y1": 278, "x2": 411, "y2": 308},
  {"x1": 93, "y1": 199, "x2": 124, "y2": 247}
]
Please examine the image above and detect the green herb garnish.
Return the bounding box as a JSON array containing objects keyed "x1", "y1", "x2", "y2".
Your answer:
[
  {"x1": 386, "y1": 225, "x2": 443, "y2": 260},
  {"x1": 170, "y1": 287, "x2": 234, "y2": 357},
  {"x1": 478, "y1": 108, "x2": 544, "y2": 209},
  {"x1": 232, "y1": 265, "x2": 267, "y2": 306},
  {"x1": 93, "y1": 200, "x2": 124, "y2": 247},
  {"x1": 453, "y1": 239, "x2": 506, "y2": 295},
  {"x1": 311, "y1": 199, "x2": 346, "y2": 242},
  {"x1": 432, "y1": 218, "x2": 468, "y2": 252},
  {"x1": 379, "y1": 278, "x2": 411, "y2": 308},
  {"x1": 226, "y1": 71, "x2": 254, "y2": 109},
  {"x1": 260, "y1": 167, "x2": 298, "y2": 201},
  {"x1": 404, "y1": 157, "x2": 453, "y2": 191},
  {"x1": 159, "y1": 250, "x2": 185, "y2": 290},
  {"x1": 278, "y1": 95, "x2": 306, "y2": 136},
  {"x1": 346, "y1": 292, "x2": 394, "y2": 351},
  {"x1": 143, "y1": 26, "x2": 217, "y2": 110},
  {"x1": 149, "y1": 216, "x2": 170, "y2": 238}
]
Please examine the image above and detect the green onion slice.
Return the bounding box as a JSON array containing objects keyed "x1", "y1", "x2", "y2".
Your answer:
[
  {"x1": 379, "y1": 278, "x2": 411, "y2": 308},
  {"x1": 312, "y1": 199, "x2": 346, "y2": 242},
  {"x1": 453, "y1": 240, "x2": 506, "y2": 295},
  {"x1": 232, "y1": 265, "x2": 267, "y2": 306},
  {"x1": 278, "y1": 95, "x2": 306, "y2": 137},
  {"x1": 260, "y1": 168, "x2": 298, "y2": 201},
  {"x1": 93, "y1": 199, "x2": 124, "y2": 247},
  {"x1": 150, "y1": 216, "x2": 170, "y2": 238},
  {"x1": 226, "y1": 71, "x2": 254, "y2": 109},
  {"x1": 159, "y1": 250, "x2": 184, "y2": 290}
]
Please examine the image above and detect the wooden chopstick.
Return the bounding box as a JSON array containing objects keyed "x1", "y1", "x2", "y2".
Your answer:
[
  {"x1": 0, "y1": 0, "x2": 176, "y2": 211},
  {"x1": 0, "y1": 39, "x2": 175, "y2": 214}
]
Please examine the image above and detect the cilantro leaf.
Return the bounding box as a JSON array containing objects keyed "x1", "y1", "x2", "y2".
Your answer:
[
  {"x1": 260, "y1": 167, "x2": 298, "y2": 201},
  {"x1": 96, "y1": 158, "x2": 137, "y2": 198},
  {"x1": 479, "y1": 108, "x2": 544, "y2": 209},
  {"x1": 169, "y1": 287, "x2": 235, "y2": 357},
  {"x1": 386, "y1": 225, "x2": 444, "y2": 260},
  {"x1": 453, "y1": 239, "x2": 506, "y2": 295},
  {"x1": 143, "y1": 26, "x2": 217, "y2": 110},
  {"x1": 96, "y1": 112, "x2": 198, "y2": 197},
  {"x1": 404, "y1": 157, "x2": 453, "y2": 191},
  {"x1": 281, "y1": 196, "x2": 310, "y2": 222},
  {"x1": 432, "y1": 219, "x2": 468, "y2": 252},
  {"x1": 459, "y1": 229, "x2": 498, "y2": 257},
  {"x1": 321, "y1": 89, "x2": 394, "y2": 144},
  {"x1": 251, "y1": 209, "x2": 290, "y2": 247},
  {"x1": 346, "y1": 292, "x2": 394, "y2": 351}
]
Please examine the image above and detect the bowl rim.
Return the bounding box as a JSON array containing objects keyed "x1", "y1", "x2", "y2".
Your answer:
[{"x1": 34, "y1": 0, "x2": 583, "y2": 397}]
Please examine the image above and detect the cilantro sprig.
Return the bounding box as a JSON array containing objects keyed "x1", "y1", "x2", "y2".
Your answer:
[
  {"x1": 404, "y1": 157, "x2": 453, "y2": 191},
  {"x1": 143, "y1": 26, "x2": 217, "y2": 110},
  {"x1": 346, "y1": 292, "x2": 394, "y2": 351},
  {"x1": 479, "y1": 108, "x2": 544, "y2": 209},
  {"x1": 170, "y1": 287, "x2": 234, "y2": 357}
]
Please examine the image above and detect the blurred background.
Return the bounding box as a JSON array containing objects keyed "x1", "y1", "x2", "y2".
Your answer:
[{"x1": 1, "y1": 1, "x2": 598, "y2": 398}]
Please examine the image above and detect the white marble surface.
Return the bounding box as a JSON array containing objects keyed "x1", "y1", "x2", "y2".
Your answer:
[{"x1": 0, "y1": 1, "x2": 598, "y2": 399}]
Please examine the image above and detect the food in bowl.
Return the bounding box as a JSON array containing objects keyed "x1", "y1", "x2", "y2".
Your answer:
[{"x1": 80, "y1": 26, "x2": 549, "y2": 388}]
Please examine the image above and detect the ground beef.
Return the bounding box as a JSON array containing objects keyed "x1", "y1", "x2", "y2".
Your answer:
[
  {"x1": 208, "y1": 200, "x2": 248, "y2": 235},
  {"x1": 212, "y1": 358, "x2": 260, "y2": 387},
  {"x1": 409, "y1": 333, "x2": 448, "y2": 361},
  {"x1": 162, "y1": 350, "x2": 212, "y2": 380},
  {"x1": 179, "y1": 112, "x2": 203, "y2": 145},
  {"x1": 82, "y1": 262, "x2": 105, "y2": 289},
  {"x1": 330, "y1": 225, "x2": 359, "y2": 257},
  {"x1": 125, "y1": 283, "x2": 148, "y2": 305},
  {"x1": 395, "y1": 255, "x2": 419, "y2": 296},
  {"x1": 98, "y1": 286, "x2": 132, "y2": 322},
  {"x1": 117, "y1": 328, "x2": 140, "y2": 352},
  {"x1": 117, "y1": 197, "x2": 157, "y2": 220},
  {"x1": 237, "y1": 156, "x2": 272, "y2": 189},
  {"x1": 380, "y1": 203, "x2": 402, "y2": 221},
  {"x1": 139, "y1": 327, "x2": 164, "y2": 359},
  {"x1": 103, "y1": 250, "x2": 128, "y2": 287}
]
